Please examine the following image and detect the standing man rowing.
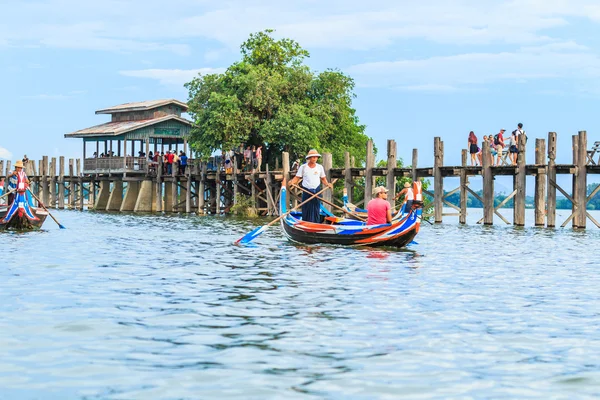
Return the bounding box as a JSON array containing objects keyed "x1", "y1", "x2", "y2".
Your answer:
[{"x1": 288, "y1": 149, "x2": 333, "y2": 223}]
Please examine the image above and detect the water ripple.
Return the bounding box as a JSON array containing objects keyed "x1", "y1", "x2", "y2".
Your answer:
[{"x1": 1, "y1": 209, "x2": 600, "y2": 399}]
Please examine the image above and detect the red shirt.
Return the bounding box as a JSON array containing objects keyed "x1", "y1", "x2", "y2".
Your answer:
[
  {"x1": 167, "y1": 153, "x2": 175, "y2": 164},
  {"x1": 367, "y1": 197, "x2": 390, "y2": 225}
]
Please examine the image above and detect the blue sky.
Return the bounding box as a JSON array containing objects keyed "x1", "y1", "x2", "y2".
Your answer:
[{"x1": 2, "y1": 0, "x2": 600, "y2": 175}]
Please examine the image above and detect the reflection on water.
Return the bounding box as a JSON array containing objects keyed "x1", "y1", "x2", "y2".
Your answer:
[{"x1": 1, "y1": 209, "x2": 600, "y2": 399}]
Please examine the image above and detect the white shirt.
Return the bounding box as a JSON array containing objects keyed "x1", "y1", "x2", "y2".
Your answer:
[{"x1": 295, "y1": 163, "x2": 325, "y2": 190}]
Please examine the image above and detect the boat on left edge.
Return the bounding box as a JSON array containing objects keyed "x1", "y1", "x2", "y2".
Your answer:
[{"x1": 0, "y1": 167, "x2": 48, "y2": 231}]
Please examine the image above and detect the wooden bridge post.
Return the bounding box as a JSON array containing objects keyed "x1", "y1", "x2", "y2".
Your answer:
[
  {"x1": 42, "y1": 156, "x2": 49, "y2": 205},
  {"x1": 482, "y1": 138, "x2": 494, "y2": 225},
  {"x1": 216, "y1": 173, "x2": 221, "y2": 215},
  {"x1": 232, "y1": 158, "x2": 238, "y2": 213},
  {"x1": 186, "y1": 163, "x2": 192, "y2": 213},
  {"x1": 514, "y1": 134, "x2": 527, "y2": 226},
  {"x1": 198, "y1": 161, "x2": 206, "y2": 214},
  {"x1": 364, "y1": 140, "x2": 374, "y2": 205},
  {"x1": 571, "y1": 135, "x2": 579, "y2": 228},
  {"x1": 386, "y1": 140, "x2": 397, "y2": 208},
  {"x1": 156, "y1": 157, "x2": 163, "y2": 212},
  {"x1": 411, "y1": 149, "x2": 418, "y2": 183},
  {"x1": 5, "y1": 161, "x2": 11, "y2": 181},
  {"x1": 459, "y1": 149, "x2": 468, "y2": 224},
  {"x1": 546, "y1": 132, "x2": 557, "y2": 227},
  {"x1": 58, "y1": 157, "x2": 65, "y2": 209},
  {"x1": 50, "y1": 157, "x2": 57, "y2": 209},
  {"x1": 77, "y1": 159, "x2": 84, "y2": 210},
  {"x1": 322, "y1": 153, "x2": 333, "y2": 213},
  {"x1": 433, "y1": 137, "x2": 443, "y2": 223},
  {"x1": 575, "y1": 131, "x2": 588, "y2": 228},
  {"x1": 344, "y1": 152, "x2": 353, "y2": 203},
  {"x1": 534, "y1": 138, "x2": 546, "y2": 226},
  {"x1": 68, "y1": 159, "x2": 74, "y2": 208}
]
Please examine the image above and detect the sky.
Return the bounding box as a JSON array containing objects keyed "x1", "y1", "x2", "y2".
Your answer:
[{"x1": 2, "y1": 0, "x2": 600, "y2": 176}]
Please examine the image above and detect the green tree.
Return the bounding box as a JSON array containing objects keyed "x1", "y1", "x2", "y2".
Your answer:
[{"x1": 185, "y1": 30, "x2": 369, "y2": 166}]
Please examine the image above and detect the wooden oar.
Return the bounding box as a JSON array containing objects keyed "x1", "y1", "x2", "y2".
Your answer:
[
  {"x1": 27, "y1": 187, "x2": 66, "y2": 229},
  {"x1": 235, "y1": 178, "x2": 337, "y2": 244},
  {"x1": 0, "y1": 189, "x2": 15, "y2": 201},
  {"x1": 291, "y1": 183, "x2": 367, "y2": 222}
]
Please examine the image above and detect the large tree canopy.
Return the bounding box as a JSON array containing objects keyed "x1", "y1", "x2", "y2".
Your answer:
[{"x1": 185, "y1": 30, "x2": 369, "y2": 166}]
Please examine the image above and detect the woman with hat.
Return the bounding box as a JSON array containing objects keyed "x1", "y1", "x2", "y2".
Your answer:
[
  {"x1": 288, "y1": 149, "x2": 333, "y2": 223},
  {"x1": 7, "y1": 160, "x2": 29, "y2": 206}
]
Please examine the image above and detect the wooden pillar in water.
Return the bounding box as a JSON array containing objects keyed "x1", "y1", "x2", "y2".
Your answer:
[
  {"x1": 156, "y1": 158, "x2": 163, "y2": 212},
  {"x1": 433, "y1": 137, "x2": 443, "y2": 223},
  {"x1": 386, "y1": 140, "x2": 397, "y2": 208},
  {"x1": 514, "y1": 134, "x2": 527, "y2": 226},
  {"x1": 68, "y1": 159, "x2": 74, "y2": 208},
  {"x1": 459, "y1": 149, "x2": 468, "y2": 224},
  {"x1": 364, "y1": 140, "x2": 374, "y2": 205},
  {"x1": 77, "y1": 159, "x2": 83, "y2": 210},
  {"x1": 250, "y1": 170, "x2": 256, "y2": 213},
  {"x1": 49, "y1": 157, "x2": 57, "y2": 208},
  {"x1": 58, "y1": 156, "x2": 65, "y2": 209},
  {"x1": 265, "y1": 164, "x2": 274, "y2": 215},
  {"x1": 232, "y1": 158, "x2": 238, "y2": 212},
  {"x1": 185, "y1": 165, "x2": 192, "y2": 214},
  {"x1": 215, "y1": 176, "x2": 221, "y2": 214},
  {"x1": 322, "y1": 153, "x2": 333, "y2": 213},
  {"x1": 575, "y1": 131, "x2": 588, "y2": 228},
  {"x1": 198, "y1": 161, "x2": 206, "y2": 214},
  {"x1": 534, "y1": 138, "x2": 546, "y2": 226},
  {"x1": 42, "y1": 156, "x2": 49, "y2": 205},
  {"x1": 411, "y1": 149, "x2": 418, "y2": 183},
  {"x1": 546, "y1": 132, "x2": 557, "y2": 227},
  {"x1": 344, "y1": 152, "x2": 353, "y2": 203},
  {"x1": 571, "y1": 135, "x2": 579, "y2": 228},
  {"x1": 482, "y1": 138, "x2": 494, "y2": 225}
]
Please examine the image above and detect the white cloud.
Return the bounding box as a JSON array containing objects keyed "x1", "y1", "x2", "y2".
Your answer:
[
  {"x1": 347, "y1": 43, "x2": 600, "y2": 90},
  {"x1": 20, "y1": 91, "x2": 86, "y2": 100},
  {"x1": 2, "y1": 0, "x2": 600, "y2": 52},
  {"x1": 119, "y1": 68, "x2": 226, "y2": 87},
  {"x1": 21, "y1": 94, "x2": 71, "y2": 100},
  {"x1": 0, "y1": 147, "x2": 12, "y2": 160}
]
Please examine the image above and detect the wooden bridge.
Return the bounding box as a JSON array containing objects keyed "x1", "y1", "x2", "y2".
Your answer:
[{"x1": 2, "y1": 131, "x2": 599, "y2": 229}]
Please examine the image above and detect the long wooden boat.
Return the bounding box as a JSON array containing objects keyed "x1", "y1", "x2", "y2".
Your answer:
[
  {"x1": 0, "y1": 193, "x2": 48, "y2": 231},
  {"x1": 280, "y1": 184, "x2": 422, "y2": 248}
]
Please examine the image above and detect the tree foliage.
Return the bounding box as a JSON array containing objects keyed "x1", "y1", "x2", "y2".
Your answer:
[{"x1": 185, "y1": 30, "x2": 369, "y2": 166}]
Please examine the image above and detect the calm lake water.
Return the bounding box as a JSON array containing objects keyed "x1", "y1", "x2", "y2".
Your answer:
[{"x1": 1, "y1": 209, "x2": 599, "y2": 399}]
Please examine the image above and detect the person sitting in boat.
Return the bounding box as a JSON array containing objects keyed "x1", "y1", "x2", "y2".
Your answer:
[
  {"x1": 367, "y1": 186, "x2": 392, "y2": 225},
  {"x1": 6, "y1": 169, "x2": 18, "y2": 206},
  {"x1": 395, "y1": 181, "x2": 414, "y2": 215},
  {"x1": 288, "y1": 149, "x2": 333, "y2": 223}
]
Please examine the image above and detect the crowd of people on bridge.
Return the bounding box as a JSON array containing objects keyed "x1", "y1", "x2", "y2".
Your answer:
[{"x1": 468, "y1": 123, "x2": 526, "y2": 166}]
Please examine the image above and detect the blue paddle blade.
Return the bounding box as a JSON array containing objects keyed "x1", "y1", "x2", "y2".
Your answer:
[
  {"x1": 409, "y1": 240, "x2": 418, "y2": 245},
  {"x1": 235, "y1": 225, "x2": 267, "y2": 244},
  {"x1": 59, "y1": 224, "x2": 66, "y2": 229}
]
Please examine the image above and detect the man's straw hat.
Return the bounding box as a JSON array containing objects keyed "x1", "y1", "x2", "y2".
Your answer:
[
  {"x1": 372, "y1": 186, "x2": 389, "y2": 195},
  {"x1": 14, "y1": 160, "x2": 24, "y2": 168},
  {"x1": 305, "y1": 149, "x2": 321, "y2": 159},
  {"x1": 404, "y1": 182, "x2": 411, "y2": 188}
]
